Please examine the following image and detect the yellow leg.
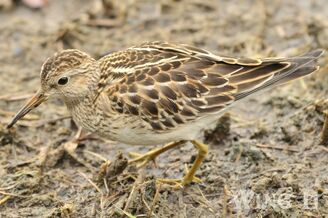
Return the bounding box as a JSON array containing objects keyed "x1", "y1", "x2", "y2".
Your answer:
[
  {"x1": 128, "y1": 141, "x2": 186, "y2": 168},
  {"x1": 157, "y1": 140, "x2": 208, "y2": 188},
  {"x1": 182, "y1": 140, "x2": 208, "y2": 185}
]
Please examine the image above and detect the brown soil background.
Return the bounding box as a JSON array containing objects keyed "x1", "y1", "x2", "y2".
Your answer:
[{"x1": 1, "y1": 0, "x2": 328, "y2": 217}]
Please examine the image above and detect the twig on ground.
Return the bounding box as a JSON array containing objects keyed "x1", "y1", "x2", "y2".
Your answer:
[
  {"x1": 147, "y1": 183, "x2": 161, "y2": 218},
  {"x1": 86, "y1": 19, "x2": 122, "y2": 27},
  {"x1": 0, "y1": 190, "x2": 28, "y2": 198},
  {"x1": 2, "y1": 115, "x2": 71, "y2": 128},
  {"x1": 0, "y1": 93, "x2": 34, "y2": 101},
  {"x1": 222, "y1": 185, "x2": 232, "y2": 217},
  {"x1": 0, "y1": 195, "x2": 11, "y2": 206},
  {"x1": 114, "y1": 205, "x2": 137, "y2": 218},
  {"x1": 319, "y1": 145, "x2": 328, "y2": 152},
  {"x1": 123, "y1": 172, "x2": 145, "y2": 212},
  {"x1": 196, "y1": 186, "x2": 214, "y2": 213},
  {"x1": 84, "y1": 150, "x2": 108, "y2": 162},
  {"x1": 256, "y1": 143, "x2": 299, "y2": 152},
  {"x1": 0, "y1": 109, "x2": 39, "y2": 120},
  {"x1": 78, "y1": 171, "x2": 103, "y2": 195}
]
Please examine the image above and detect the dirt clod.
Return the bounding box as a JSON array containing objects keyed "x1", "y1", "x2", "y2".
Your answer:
[{"x1": 97, "y1": 152, "x2": 128, "y2": 185}]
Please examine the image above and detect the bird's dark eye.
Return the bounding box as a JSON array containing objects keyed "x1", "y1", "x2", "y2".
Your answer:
[{"x1": 57, "y1": 77, "x2": 69, "y2": 85}]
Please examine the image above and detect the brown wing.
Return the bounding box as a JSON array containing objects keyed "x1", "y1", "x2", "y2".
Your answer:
[{"x1": 103, "y1": 42, "x2": 323, "y2": 131}]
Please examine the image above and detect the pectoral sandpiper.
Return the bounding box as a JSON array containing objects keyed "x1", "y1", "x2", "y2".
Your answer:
[{"x1": 7, "y1": 42, "x2": 324, "y2": 188}]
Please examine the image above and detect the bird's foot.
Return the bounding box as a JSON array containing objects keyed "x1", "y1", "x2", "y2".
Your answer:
[
  {"x1": 156, "y1": 174, "x2": 202, "y2": 189},
  {"x1": 128, "y1": 141, "x2": 185, "y2": 168},
  {"x1": 128, "y1": 151, "x2": 158, "y2": 168},
  {"x1": 156, "y1": 164, "x2": 202, "y2": 189}
]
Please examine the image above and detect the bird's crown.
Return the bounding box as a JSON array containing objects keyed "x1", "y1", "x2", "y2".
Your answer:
[{"x1": 40, "y1": 49, "x2": 92, "y2": 84}]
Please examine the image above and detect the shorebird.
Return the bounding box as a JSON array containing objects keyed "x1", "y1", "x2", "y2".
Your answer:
[{"x1": 7, "y1": 42, "x2": 324, "y2": 188}]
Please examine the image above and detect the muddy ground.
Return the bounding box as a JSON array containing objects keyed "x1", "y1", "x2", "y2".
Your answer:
[{"x1": 0, "y1": 0, "x2": 328, "y2": 217}]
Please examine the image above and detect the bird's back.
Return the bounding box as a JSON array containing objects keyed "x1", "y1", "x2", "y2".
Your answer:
[{"x1": 98, "y1": 43, "x2": 323, "y2": 136}]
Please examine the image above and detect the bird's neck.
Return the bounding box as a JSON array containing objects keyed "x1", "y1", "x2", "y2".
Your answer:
[{"x1": 64, "y1": 90, "x2": 100, "y2": 133}]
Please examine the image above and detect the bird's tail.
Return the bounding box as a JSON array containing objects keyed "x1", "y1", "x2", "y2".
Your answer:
[{"x1": 234, "y1": 49, "x2": 324, "y2": 100}]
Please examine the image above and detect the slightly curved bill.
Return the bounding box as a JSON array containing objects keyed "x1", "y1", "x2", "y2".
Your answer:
[{"x1": 7, "y1": 90, "x2": 48, "y2": 128}]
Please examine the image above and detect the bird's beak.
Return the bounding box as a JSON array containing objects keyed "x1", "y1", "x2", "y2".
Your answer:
[{"x1": 7, "y1": 90, "x2": 48, "y2": 128}]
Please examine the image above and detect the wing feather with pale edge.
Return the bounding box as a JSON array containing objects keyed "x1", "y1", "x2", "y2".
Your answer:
[{"x1": 101, "y1": 42, "x2": 323, "y2": 131}]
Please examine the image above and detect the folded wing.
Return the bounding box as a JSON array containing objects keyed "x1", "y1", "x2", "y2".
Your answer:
[{"x1": 103, "y1": 42, "x2": 323, "y2": 131}]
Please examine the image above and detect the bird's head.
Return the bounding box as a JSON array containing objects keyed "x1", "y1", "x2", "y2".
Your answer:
[{"x1": 7, "y1": 49, "x2": 98, "y2": 128}]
